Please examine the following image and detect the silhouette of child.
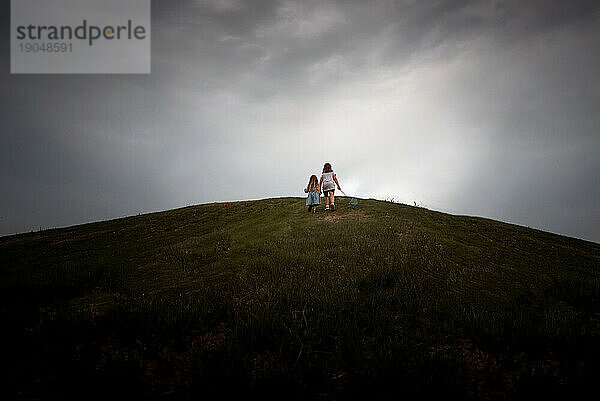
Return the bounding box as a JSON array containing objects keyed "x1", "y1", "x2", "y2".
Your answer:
[
  {"x1": 319, "y1": 163, "x2": 341, "y2": 211},
  {"x1": 304, "y1": 174, "x2": 321, "y2": 213}
]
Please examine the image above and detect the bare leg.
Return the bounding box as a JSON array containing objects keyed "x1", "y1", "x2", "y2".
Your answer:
[{"x1": 330, "y1": 193, "x2": 335, "y2": 210}]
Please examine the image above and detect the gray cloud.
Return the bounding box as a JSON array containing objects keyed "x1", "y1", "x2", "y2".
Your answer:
[{"x1": 1, "y1": 0, "x2": 599, "y2": 242}]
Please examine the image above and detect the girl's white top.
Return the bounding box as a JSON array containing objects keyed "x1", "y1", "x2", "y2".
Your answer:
[{"x1": 321, "y1": 171, "x2": 335, "y2": 191}]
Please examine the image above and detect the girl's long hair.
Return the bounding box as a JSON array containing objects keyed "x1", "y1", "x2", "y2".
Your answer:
[
  {"x1": 307, "y1": 175, "x2": 319, "y2": 191},
  {"x1": 322, "y1": 162, "x2": 333, "y2": 173}
]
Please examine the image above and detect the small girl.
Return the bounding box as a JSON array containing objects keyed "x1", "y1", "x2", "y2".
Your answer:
[
  {"x1": 304, "y1": 175, "x2": 321, "y2": 213},
  {"x1": 319, "y1": 162, "x2": 341, "y2": 211}
]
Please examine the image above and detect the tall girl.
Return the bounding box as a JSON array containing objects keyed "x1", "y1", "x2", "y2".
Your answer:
[{"x1": 319, "y1": 163, "x2": 341, "y2": 211}]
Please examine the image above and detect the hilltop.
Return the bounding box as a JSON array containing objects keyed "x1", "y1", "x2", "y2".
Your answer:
[{"x1": 1, "y1": 197, "x2": 599, "y2": 400}]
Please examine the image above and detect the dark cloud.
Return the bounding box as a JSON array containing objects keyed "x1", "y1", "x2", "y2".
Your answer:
[{"x1": 1, "y1": 0, "x2": 599, "y2": 242}]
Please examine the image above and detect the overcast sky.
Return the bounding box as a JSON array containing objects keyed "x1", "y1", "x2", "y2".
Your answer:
[{"x1": 2, "y1": 0, "x2": 599, "y2": 242}]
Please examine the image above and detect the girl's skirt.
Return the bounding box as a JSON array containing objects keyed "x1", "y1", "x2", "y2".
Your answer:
[{"x1": 306, "y1": 191, "x2": 321, "y2": 206}]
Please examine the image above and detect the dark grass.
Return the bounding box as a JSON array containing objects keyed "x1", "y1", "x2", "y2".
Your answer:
[{"x1": 1, "y1": 197, "x2": 599, "y2": 400}]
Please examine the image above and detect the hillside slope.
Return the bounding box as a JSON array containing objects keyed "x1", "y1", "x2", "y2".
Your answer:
[{"x1": 1, "y1": 197, "x2": 599, "y2": 400}]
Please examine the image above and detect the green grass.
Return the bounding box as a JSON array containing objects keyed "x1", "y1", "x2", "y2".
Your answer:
[{"x1": 1, "y1": 197, "x2": 599, "y2": 400}]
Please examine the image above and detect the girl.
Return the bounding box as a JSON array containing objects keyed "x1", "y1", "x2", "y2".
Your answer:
[
  {"x1": 319, "y1": 163, "x2": 341, "y2": 211},
  {"x1": 304, "y1": 174, "x2": 321, "y2": 213}
]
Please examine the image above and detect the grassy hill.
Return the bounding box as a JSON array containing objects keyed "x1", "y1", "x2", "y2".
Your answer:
[{"x1": 1, "y1": 197, "x2": 599, "y2": 400}]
